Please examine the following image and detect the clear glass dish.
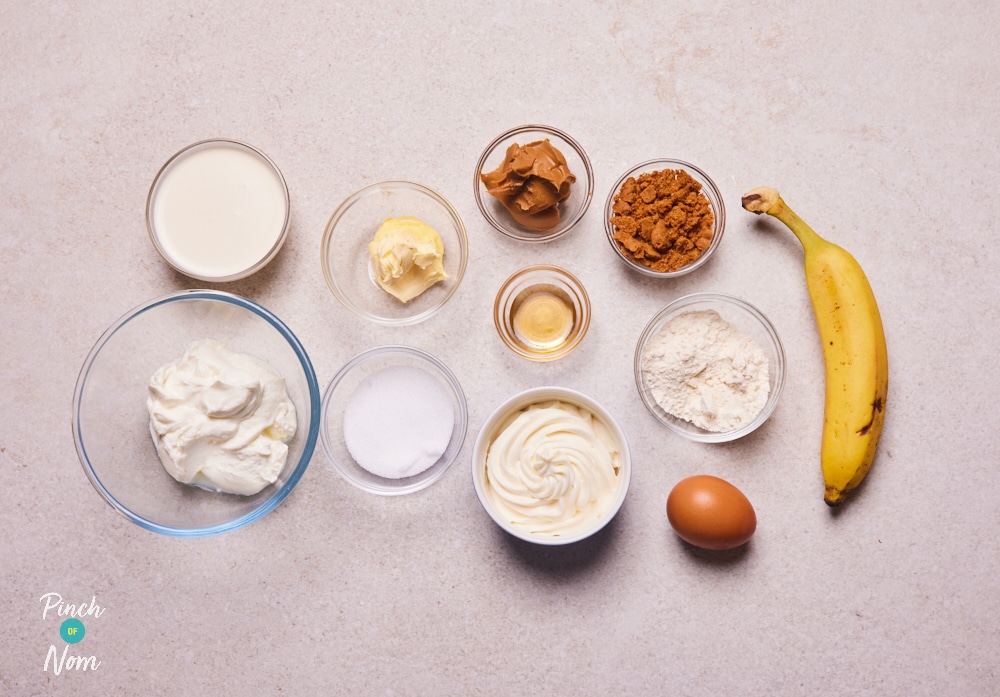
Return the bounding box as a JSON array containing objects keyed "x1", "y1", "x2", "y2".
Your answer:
[
  {"x1": 72, "y1": 290, "x2": 320, "y2": 536},
  {"x1": 474, "y1": 124, "x2": 594, "y2": 242},
  {"x1": 634, "y1": 292, "x2": 785, "y2": 442},
  {"x1": 493, "y1": 264, "x2": 591, "y2": 362},
  {"x1": 604, "y1": 158, "x2": 725, "y2": 278},
  {"x1": 321, "y1": 345, "x2": 468, "y2": 495},
  {"x1": 321, "y1": 180, "x2": 468, "y2": 326}
]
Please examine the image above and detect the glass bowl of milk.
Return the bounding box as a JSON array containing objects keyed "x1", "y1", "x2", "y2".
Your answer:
[
  {"x1": 72, "y1": 290, "x2": 321, "y2": 537},
  {"x1": 146, "y1": 139, "x2": 290, "y2": 282}
]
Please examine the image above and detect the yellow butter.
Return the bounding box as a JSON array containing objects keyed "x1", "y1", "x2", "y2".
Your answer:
[{"x1": 368, "y1": 216, "x2": 447, "y2": 303}]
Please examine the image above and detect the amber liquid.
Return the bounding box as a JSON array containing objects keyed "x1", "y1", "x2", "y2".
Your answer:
[{"x1": 512, "y1": 288, "x2": 574, "y2": 350}]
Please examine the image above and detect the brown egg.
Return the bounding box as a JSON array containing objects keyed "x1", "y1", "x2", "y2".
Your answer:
[{"x1": 666, "y1": 475, "x2": 757, "y2": 550}]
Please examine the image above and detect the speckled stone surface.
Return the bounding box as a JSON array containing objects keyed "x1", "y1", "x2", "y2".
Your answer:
[{"x1": 3, "y1": 2, "x2": 998, "y2": 694}]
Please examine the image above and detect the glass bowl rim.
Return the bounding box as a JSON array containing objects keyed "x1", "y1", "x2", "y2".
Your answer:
[
  {"x1": 320, "y1": 344, "x2": 469, "y2": 495},
  {"x1": 72, "y1": 288, "x2": 321, "y2": 537},
  {"x1": 320, "y1": 179, "x2": 469, "y2": 326},
  {"x1": 633, "y1": 291, "x2": 786, "y2": 443},
  {"x1": 473, "y1": 123, "x2": 595, "y2": 243},
  {"x1": 492, "y1": 263, "x2": 592, "y2": 362},
  {"x1": 603, "y1": 158, "x2": 726, "y2": 278}
]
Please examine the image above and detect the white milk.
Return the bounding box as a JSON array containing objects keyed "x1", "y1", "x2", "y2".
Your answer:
[{"x1": 149, "y1": 142, "x2": 288, "y2": 280}]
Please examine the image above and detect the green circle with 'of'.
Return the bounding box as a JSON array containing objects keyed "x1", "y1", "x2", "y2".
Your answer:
[{"x1": 60, "y1": 618, "x2": 85, "y2": 644}]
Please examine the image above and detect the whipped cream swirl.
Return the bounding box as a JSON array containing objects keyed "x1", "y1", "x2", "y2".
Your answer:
[{"x1": 484, "y1": 400, "x2": 622, "y2": 538}]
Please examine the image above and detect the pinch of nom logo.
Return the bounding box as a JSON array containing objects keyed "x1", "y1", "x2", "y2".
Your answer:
[{"x1": 39, "y1": 592, "x2": 104, "y2": 675}]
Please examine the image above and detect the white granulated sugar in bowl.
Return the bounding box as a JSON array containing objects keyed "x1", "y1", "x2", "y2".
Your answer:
[
  {"x1": 342, "y1": 365, "x2": 455, "y2": 479},
  {"x1": 642, "y1": 310, "x2": 769, "y2": 432}
]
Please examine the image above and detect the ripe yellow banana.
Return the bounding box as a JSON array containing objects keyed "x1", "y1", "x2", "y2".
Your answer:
[{"x1": 741, "y1": 187, "x2": 888, "y2": 506}]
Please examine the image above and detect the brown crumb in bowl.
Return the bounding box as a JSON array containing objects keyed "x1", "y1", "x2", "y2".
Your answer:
[{"x1": 610, "y1": 168, "x2": 714, "y2": 272}]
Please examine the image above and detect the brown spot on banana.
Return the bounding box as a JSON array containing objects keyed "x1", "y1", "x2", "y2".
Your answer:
[{"x1": 855, "y1": 396, "x2": 884, "y2": 436}]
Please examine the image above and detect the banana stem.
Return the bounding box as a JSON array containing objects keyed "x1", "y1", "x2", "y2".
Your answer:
[{"x1": 742, "y1": 187, "x2": 825, "y2": 253}]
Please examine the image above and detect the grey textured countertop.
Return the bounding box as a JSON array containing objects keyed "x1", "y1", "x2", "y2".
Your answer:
[{"x1": 3, "y1": 2, "x2": 998, "y2": 694}]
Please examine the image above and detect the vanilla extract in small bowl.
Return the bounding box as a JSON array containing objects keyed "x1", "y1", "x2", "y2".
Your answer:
[
  {"x1": 513, "y1": 289, "x2": 574, "y2": 349},
  {"x1": 493, "y1": 265, "x2": 591, "y2": 361}
]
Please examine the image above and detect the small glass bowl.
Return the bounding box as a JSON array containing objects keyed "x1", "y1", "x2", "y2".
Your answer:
[
  {"x1": 72, "y1": 290, "x2": 321, "y2": 537},
  {"x1": 321, "y1": 345, "x2": 469, "y2": 495},
  {"x1": 146, "y1": 139, "x2": 290, "y2": 282},
  {"x1": 474, "y1": 124, "x2": 594, "y2": 242},
  {"x1": 634, "y1": 293, "x2": 785, "y2": 443},
  {"x1": 472, "y1": 386, "x2": 632, "y2": 545},
  {"x1": 321, "y1": 180, "x2": 468, "y2": 326},
  {"x1": 604, "y1": 158, "x2": 725, "y2": 278},
  {"x1": 493, "y1": 264, "x2": 591, "y2": 362}
]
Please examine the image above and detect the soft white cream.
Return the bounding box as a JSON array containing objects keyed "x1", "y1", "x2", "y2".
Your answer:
[
  {"x1": 147, "y1": 339, "x2": 297, "y2": 496},
  {"x1": 150, "y1": 143, "x2": 287, "y2": 279},
  {"x1": 484, "y1": 400, "x2": 622, "y2": 537}
]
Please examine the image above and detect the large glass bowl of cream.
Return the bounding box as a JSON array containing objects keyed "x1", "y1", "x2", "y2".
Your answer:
[
  {"x1": 72, "y1": 290, "x2": 321, "y2": 537},
  {"x1": 472, "y1": 387, "x2": 632, "y2": 545}
]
